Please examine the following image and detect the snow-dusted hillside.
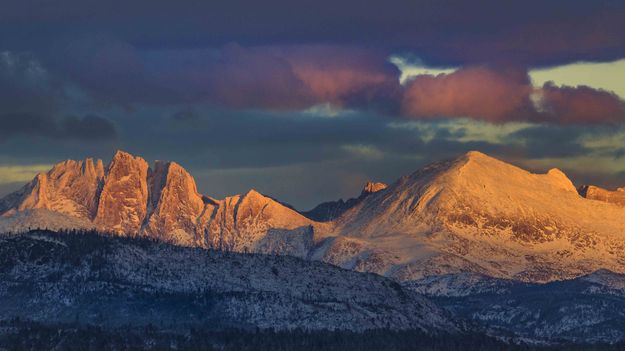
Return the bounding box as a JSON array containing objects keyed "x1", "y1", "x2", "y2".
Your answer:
[
  {"x1": 405, "y1": 270, "x2": 625, "y2": 342},
  {"x1": 0, "y1": 230, "x2": 454, "y2": 332},
  {"x1": 3, "y1": 150, "x2": 625, "y2": 284}
]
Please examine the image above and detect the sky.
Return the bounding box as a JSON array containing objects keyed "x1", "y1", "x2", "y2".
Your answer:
[{"x1": 1, "y1": 0, "x2": 625, "y2": 210}]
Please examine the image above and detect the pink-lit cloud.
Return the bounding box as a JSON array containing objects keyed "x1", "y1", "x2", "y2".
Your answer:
[
  {"x1": 536, "y1": 83, "x2": 625, "y2": 124},
  {"x1": 203, "y1": 45, "x2": 400, "y2": 110},
  {"x1": 400, "y1": 66, "x2": 625, "y2": 124},
  {"x1": 400, "y1": 66, "x2": 533, "y2": 122}
]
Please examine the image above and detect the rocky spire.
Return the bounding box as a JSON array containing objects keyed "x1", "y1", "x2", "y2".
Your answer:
[
  {"x1": 94, "y1": 151, "x2": 150, "y2": 233},
  {"x1": 144, "y1": 161, "x2": 206, "y2": 245}
]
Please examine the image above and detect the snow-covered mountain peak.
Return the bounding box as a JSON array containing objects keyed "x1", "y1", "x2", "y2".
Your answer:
[
  {"x1": 430, "y1": 151, "x2": 578, "y2": 199},
  {"x1": 331, "y1": 151, "x2": 625, "y2": 281}
]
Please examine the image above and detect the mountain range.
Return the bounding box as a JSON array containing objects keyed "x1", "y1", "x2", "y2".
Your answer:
[
  {"x1": 2, "y1": 150, "x2": 625, "y2": 285},
  {"x1": 5, "y1": 150, "x2": 625, "y2": 343}
]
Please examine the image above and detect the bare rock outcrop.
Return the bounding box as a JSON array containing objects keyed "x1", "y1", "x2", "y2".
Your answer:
[{"x1": 579, "y1": 185, "x2": 625, "y2": 207}]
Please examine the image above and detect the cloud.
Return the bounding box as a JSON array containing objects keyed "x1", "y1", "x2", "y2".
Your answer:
[
  {"x1": 41, "y1": 35, "x2": 153, "y2": 105},
  {"x1": 40, "y1": 41, "x2": 400, "y2": 111},
  {"x1": 44, "y1": 39, "x2": 622, "y2": 126},
  {"x1": 60, "y1": 115, "x2": 118, "y2": 140},
  {"x1": 0, "y1": 113, "x2": 56, "y2": 139},
  {"x1": 273, "y1": 45, "x2": 401, "y2": 111},
  {"x1": 200, "y1": 44, "x2": 313, "y2": 109},
  {"x1": 510, "y1": 125, "x2": 588, "y2": 158},
  {"x1": 198, "y1": 44, "x2": 400, "y2": 110},
  {"x1": 2, "y1": 0, "x2": 624, "y2": 67},
  {"x1": 0, "y1": 113, "x2": 118, "y2": 141},
  {"x1": 1, "y1": 101, "x2": 622, "y2": 208},
  {"x1": 0, "y1": 50, "x2": 118, "y2": 141},
  {"x1": 530, "y1": 59, "x2": 625, "y2": 100},
  {"x1": 400, "y1": 66, "x2": 625, "y2": 124},
  {"x1": 535, "y1": 83, "x2": 625, "y2": 124},
  {"x1": 401, "y1": 66, "x2": 533, "y2": 122},
  {"x1": 6, "y1": 42, "x2": 625, "y2": 129},
  {"x1": 0, "y1": 51, "x2": 61, "y2": 114}
]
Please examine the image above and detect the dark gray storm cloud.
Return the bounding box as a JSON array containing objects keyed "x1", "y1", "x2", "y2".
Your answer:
[
  {"x1": 0, "y1": 51, "x2": 117, "y2": 141},
  {"x1": 60, "y1": 115, "x2": 117, "y2": 140},
  {"x1": 0, "y1": 51, "x2": 60, "y2": 115},
  {"x1": 0, "y1": 113, "x2": 117, "y2": 141},
  {"x1": 1, "y1": 0, "x2": 624, "y2": 67}
]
